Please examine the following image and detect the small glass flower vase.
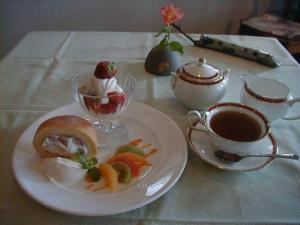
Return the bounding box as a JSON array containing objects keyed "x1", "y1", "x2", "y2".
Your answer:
[{"x1": 145, "y1": 46, "x2": 181, "y2": 76}]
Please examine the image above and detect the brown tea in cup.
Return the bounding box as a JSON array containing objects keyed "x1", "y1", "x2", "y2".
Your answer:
[
  {"x1": 209, "y1": 111, "x2": 263, "y2": 142},
  {"x1": 187, "y1": 102, "x2": 271, "y2": 154}
]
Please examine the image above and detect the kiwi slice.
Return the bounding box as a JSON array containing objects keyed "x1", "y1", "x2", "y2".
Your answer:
[
  {"x1": 115, "y1": 145, "x2": 145, "y2": 156},
  {"x1": 111, "y1": 162, "x2": 132, "y2": 183},
  {"x1": 87, "y1": 167, "x2": 101, "y2": 182}
]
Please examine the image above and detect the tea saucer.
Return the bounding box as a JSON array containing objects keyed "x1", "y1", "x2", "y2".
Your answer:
[{"x1": 187, "y1": 123, "x2": 278, "y2": 172}]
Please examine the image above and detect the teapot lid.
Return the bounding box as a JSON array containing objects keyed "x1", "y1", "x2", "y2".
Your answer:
[
  {"x1": 180, "y1": 58, "x2": 224, "y2": 84},
  {"x1": 245, "y1": 77, "x2": 289, "y2": 102},
  {"x1": 183, "y1": 58, "x2": 219, "y2": 78}
]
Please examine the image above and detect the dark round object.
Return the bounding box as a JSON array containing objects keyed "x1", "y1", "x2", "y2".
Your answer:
[{"x1": 145, "y1": 46, "x2": 181, "y2": 76}]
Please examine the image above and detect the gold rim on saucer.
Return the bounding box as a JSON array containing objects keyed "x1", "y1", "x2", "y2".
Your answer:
[{"x1": 187, "y1": 124, "x2": 278, "y2": 172}]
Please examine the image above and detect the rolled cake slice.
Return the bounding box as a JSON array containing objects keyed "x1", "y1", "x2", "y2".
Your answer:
[{"x1": 32, "y1": 115, "x2": 98, "y2": 158}]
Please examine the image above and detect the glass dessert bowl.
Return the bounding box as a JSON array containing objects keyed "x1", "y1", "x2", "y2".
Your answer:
[{"x1": 72, "y1": 69, "x2": 136, "y2": 149}]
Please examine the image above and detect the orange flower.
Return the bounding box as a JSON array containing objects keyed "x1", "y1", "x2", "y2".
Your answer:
[
  {"x1": 160, "y1": 4, "x2": 184, "y2": 25},
  {"x1": 155, "y1": 4, "x2": 184, "y2": 54}
]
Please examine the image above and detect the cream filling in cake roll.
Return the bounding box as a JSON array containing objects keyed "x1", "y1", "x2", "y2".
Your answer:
[
  {"x1": 33, "y1": 115, "x2": 98, "y2": 158},
  {"x1": 42, "y1": 134, "x2": 89, "y2": 155}
]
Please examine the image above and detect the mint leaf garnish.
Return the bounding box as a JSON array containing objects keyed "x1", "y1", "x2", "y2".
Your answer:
[{"x1": 75, "y1": 152, "x2": 98, "y2": 169}]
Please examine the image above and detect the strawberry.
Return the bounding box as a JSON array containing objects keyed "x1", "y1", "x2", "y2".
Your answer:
[
  {"x1": 98, "y1": 103, "x2": 116, "y2": 114},
  {"x1": 107, "y1": 91, "x2": 125, "y2": 108},
  {"x1": 83, "y1": 97, "x2": 115, "y2": 115},
  {"x1": 83, "y1": 97, "x2": 93, "y2": 111},
  {"x1": 83, "y1": 91, "x2": 125, "y2": 115},
  {"x1": 94, "y1": 61, "x2": 117, "y2": 79}
]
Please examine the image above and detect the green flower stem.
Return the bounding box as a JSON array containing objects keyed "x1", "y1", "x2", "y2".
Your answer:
[
  {"x1": 165, "y1": 24, "x2": 171, "y2": 46},
  {"x1": 156, "y1": 23, "x2": 184, "y2": 54}
]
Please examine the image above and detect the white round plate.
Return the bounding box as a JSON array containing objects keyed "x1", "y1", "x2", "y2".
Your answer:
[
  {"x1": 13, "y1": 101, "x2": 187, "y2": 216},
  {"x1": 187, "y1": 122, "x2": 277, "y2": 172}
]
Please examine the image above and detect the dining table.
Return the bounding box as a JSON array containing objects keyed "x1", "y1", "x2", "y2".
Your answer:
[{"x1": 1, "y1": 31, "x2": 300, "y2": 225}]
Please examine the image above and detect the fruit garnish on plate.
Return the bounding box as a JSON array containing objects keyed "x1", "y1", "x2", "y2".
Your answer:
[{"x1": 85, "y1": 139, "x2": 158, "y2": 192}]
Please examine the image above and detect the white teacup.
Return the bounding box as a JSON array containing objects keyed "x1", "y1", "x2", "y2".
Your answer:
[
  {"x1": 240, "y1": 76, "x2": 300, "y2": 122},
  {"x1": 187, "y1": 102, "x2": 271, "y2": 154}
]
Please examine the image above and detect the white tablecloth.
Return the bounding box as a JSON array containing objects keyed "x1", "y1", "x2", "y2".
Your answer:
[{"x1": 1, "y1": 31, "x2": 300, "y2": 225}]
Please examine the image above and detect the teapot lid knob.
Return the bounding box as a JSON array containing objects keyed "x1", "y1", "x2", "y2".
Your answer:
[{"x1": 198, "y1": 57, "x2": 206, "y2": 66}]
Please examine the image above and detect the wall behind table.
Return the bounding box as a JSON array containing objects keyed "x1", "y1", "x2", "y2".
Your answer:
[{"x1": 0, "y1": 0, "x2": 272, "y2": 59}]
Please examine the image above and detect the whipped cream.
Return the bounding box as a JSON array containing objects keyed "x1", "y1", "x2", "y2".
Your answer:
[
  {"x1": 42, "y1": 134, "x2": 88, "y2": 155},
  {"x1": 41, "y1": 157, "x2": 86, "y2": 184},
  {"x1": 91, "y1": 76, "x2": 123, "y2": 97}
]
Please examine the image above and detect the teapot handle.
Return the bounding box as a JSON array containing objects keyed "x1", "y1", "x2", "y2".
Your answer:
[
  {"x1": 283, "y1": 98, "x2": 300, "y2": 120},
  {"x1": 171, "y1": 72, "x2": 177, "y2": 90}
]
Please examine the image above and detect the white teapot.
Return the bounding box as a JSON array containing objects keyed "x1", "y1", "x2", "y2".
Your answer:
[{"x1": 171, "y1": 58, "x2": 230, "y2": 109}]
